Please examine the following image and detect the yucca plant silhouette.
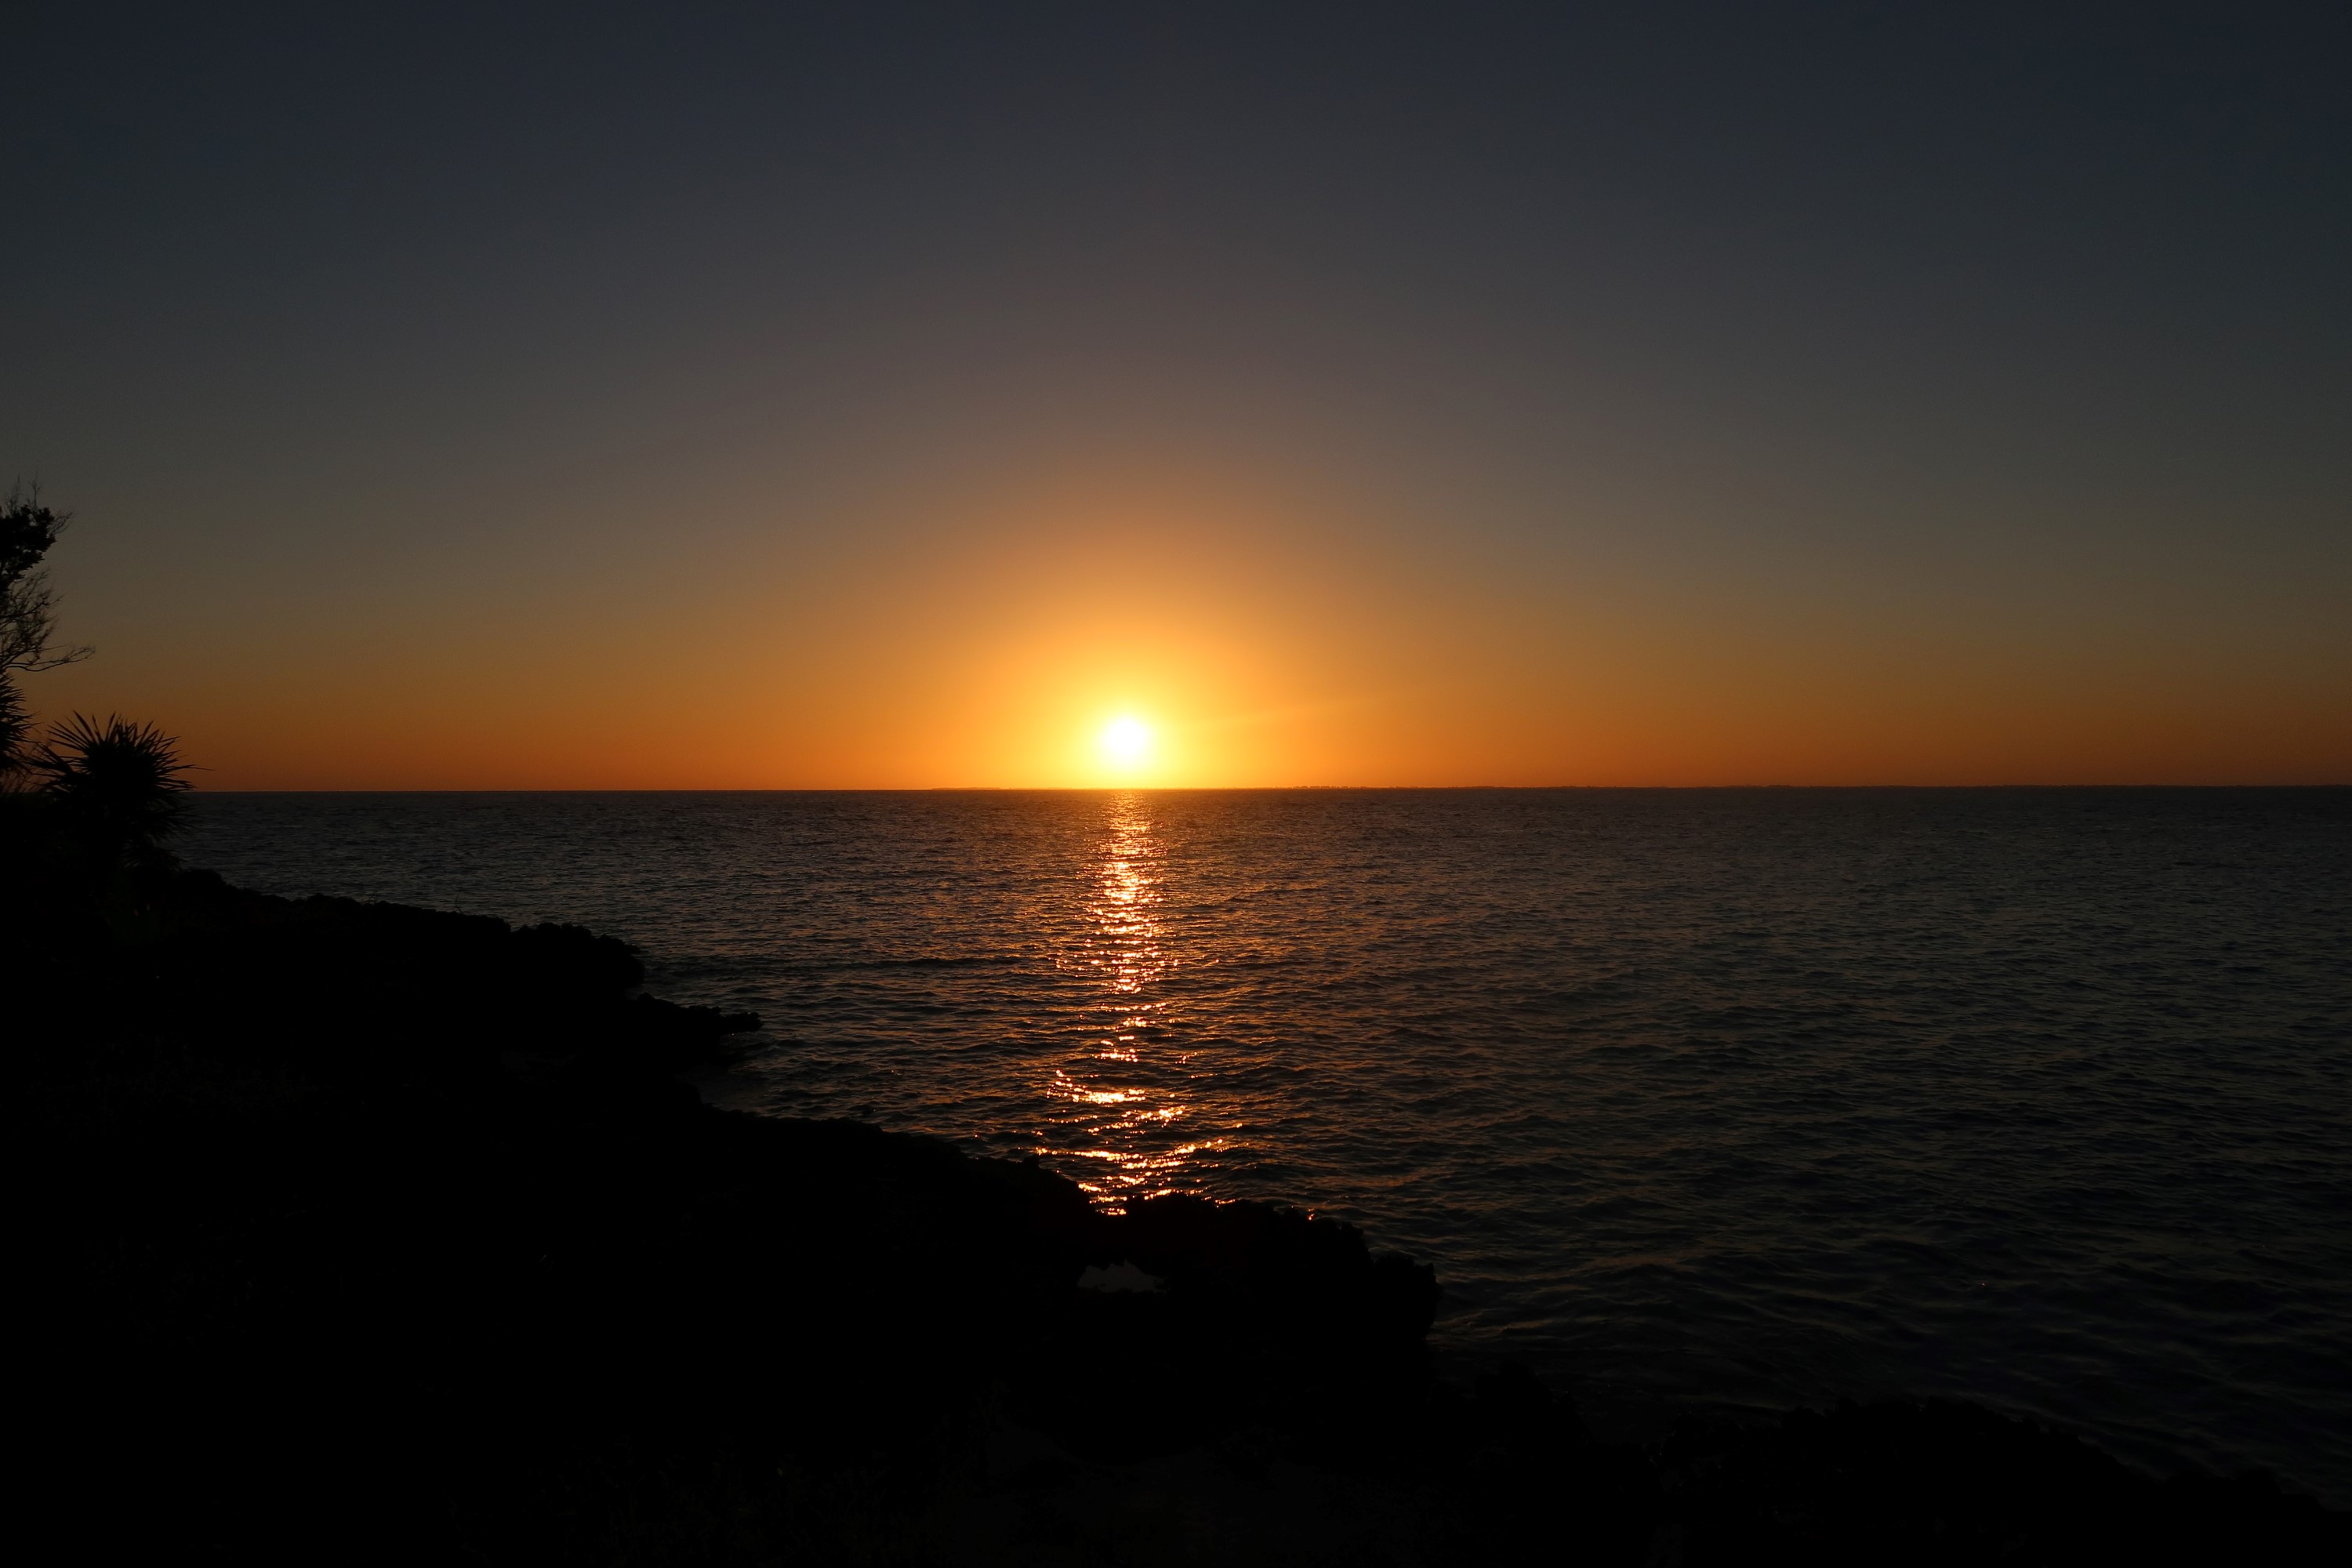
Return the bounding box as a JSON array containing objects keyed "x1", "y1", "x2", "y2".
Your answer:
[
  {"x1": 0, "y1": 680, "x2": 30, "y2": 785},
  {"x1": 33, "y1": 713, "x2": 193, "y2": 873}
]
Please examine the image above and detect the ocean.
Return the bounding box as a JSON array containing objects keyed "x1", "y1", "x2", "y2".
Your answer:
[{"x1": 180, "y1": 787, "x2": 2352, "y2": 1502}]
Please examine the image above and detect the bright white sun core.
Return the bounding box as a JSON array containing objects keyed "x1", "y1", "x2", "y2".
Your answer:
[{"x1": 1098, "y1": 715, "x2": 1154, "y2": 768}]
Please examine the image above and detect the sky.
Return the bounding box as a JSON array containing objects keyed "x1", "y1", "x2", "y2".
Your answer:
[{"x1": 5, "y1": 2, "x2": 2347, "y2": 787}]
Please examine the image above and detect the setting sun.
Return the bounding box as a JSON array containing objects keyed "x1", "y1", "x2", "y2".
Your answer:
[{"x1": 1098, "y1": 715, "x2": 1154, "y2": 770}]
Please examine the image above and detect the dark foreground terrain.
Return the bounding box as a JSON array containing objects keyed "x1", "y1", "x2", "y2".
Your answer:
[{"x1": 15, "y1": 867, "x2": 2343, "y2": 1564}]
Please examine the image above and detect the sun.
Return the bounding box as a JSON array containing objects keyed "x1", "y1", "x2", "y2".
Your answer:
[{"x1": 1098, "y1": 715, "x2": 1154, "y2": 768}]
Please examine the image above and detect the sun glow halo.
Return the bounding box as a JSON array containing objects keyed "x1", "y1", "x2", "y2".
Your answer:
[{"x1": 1098, "y1": 715, "x2": 1154, "y2": 770}]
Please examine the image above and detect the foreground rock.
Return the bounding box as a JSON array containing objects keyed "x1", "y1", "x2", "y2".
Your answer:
[{"x1": 15, "y1": 870, "x2": 2340, "y2": 1563}]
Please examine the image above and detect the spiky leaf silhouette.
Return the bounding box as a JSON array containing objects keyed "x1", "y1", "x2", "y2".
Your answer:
[
  {"x1": 34, "y1": 713, "x2": 193, "y2": 869},
  {"x1": 0, "y1": 678, "x2": 30, "y2": 782}
]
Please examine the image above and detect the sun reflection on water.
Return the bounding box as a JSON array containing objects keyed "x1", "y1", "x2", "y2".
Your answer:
[{"x1": 1044, "y1": 793, "x2": 1224, "y2": 1210}]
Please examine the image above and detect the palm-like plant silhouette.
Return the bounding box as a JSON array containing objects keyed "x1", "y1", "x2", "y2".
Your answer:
[
  {"x1": 32, "y1": 713, "x2": 193, "y2": 872},
  {"x1": 0, "y1": 680, "x2": 30, "y2": 786}
]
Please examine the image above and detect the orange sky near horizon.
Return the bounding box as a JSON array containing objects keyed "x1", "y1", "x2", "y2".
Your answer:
[
  {"x1": 9, "y1": 9, "x2": 2350, "y2": 793},
  {"x1": 27, "y1": 458, "x2": 2349, "y2": 790}
]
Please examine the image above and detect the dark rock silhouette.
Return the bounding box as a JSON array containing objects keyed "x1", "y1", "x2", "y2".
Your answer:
[{"x1": 16, "y1": 866, "x2": 2344, "y2": 1563}]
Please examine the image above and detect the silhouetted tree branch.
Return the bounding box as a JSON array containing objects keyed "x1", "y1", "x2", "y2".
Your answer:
[
  {"x1": 1, "y1": 482, "x2": 92, "y2": 677},
  {"x1": 2, "y1": 482, "x2": 93, "y2": 775}
]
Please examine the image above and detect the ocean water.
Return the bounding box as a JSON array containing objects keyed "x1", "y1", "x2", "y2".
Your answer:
[{"x1": 180, "y1": 789, "x2": 2352, "y2": 1501}]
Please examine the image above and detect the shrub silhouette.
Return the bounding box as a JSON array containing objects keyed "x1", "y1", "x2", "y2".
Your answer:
[
  {"x1": 0, "y1": 678, "x2": 28, "y2": 788},
  {"x1": 31, "y1": 712, "x2": 192, "y2": 873}
]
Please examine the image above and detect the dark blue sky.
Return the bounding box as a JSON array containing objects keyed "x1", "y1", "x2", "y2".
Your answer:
[{"x1": 5, "y1": 2, "x2": 2347, "y2": 784}]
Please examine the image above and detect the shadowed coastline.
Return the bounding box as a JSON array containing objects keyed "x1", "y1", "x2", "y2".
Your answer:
[{"x1": 13, "y1": 852, "x2": 2343, "y2": 1564}]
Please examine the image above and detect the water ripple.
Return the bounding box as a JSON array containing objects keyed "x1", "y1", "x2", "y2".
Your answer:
[{"x1": 182, "y1": 787, "x2": 2352, "y2": 1503}]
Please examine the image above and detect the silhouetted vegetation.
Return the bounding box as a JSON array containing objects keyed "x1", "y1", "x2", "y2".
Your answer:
[
  {"x1": 1, "y1": 485, "x2": 195, "y2": 898},
  {"x1": 1, "y1": 481, "x2": 90, "y2": 768},
  {"x1": 24, "y1": 712, "x2": 193, "y2": 873}
]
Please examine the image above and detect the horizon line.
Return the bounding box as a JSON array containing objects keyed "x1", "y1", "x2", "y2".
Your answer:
[{"x1": 185, "y1": 782, "x2": 2352, "y2": 794}]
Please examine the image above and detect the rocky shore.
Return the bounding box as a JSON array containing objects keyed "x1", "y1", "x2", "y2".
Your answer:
[{"x1": 17, "y1": 869, "x2": 2342, "y2": 1563}]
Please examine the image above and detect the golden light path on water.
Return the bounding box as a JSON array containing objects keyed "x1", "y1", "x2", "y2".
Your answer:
[
  {"x1": 1048, "y1": 792, "x2": 1223, "y2": 1210},
  {"x1": 174, "y1": 794, "x2": 2352, "y2": 1502}
]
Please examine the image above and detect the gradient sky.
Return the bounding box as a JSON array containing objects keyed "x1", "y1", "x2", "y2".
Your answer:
[{"x1": 6, "y1": 2, "x2": 2347, "y2": 786}]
